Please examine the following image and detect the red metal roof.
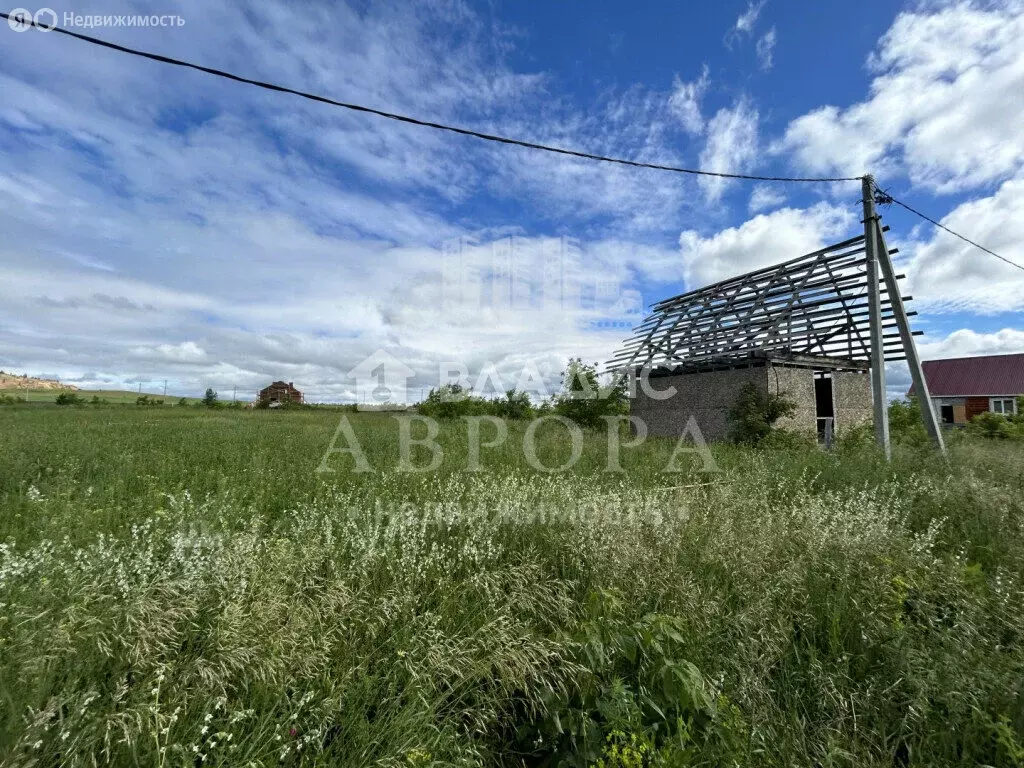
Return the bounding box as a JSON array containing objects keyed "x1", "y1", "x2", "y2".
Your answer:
[{"x1": 909, "y1": 353, "x2": 1024, "y2": 397}]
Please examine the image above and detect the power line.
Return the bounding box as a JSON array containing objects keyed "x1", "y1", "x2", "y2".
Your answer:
[
  {"x1": 873, "y1": 183, "x2": 1024, "y2": 273},
  {"x1": 2, "y1": 12, "x2": 862, "y2": 184},
  {"x1": 8, "y1": 13, "x2": 1018, "y2": 273}
]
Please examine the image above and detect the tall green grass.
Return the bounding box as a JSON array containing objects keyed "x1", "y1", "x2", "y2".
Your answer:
[{"x1": 0, "y1": 406, "x2": 1022, "y2": 766}]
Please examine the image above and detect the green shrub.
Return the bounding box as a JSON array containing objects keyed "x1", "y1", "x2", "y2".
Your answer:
[
  {"x1": 552, "y1": 358, "x2": 627, "y2": 430},
  {"x1": 887, "y1": 397, "x2": 932, "y2": 445},
  {"x1": 727, "y1": 382, "x2": 796, "y2": 445},
  {"x1": 417, "y1": 385, "x2": 536, "y2": 420},
  {"x1": 54, "y1": 392, "x2": 84, "y2": 406},
  {"x1": 0, "y1": 394, "x2": 27, "y2": 405},
  {"x1": 202, "y1": 388, "x2": 218, "y2": 408},
  {"x1": 493, "y1": 388, "x2": 535, "y2": 420},
  {"x1": 968, "y1": 411, "x2": 1024, "y2": 441}
]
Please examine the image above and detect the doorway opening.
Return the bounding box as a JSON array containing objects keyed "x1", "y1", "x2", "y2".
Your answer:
[{"x1": 814, "y1": 371, "x2": 834, "y2": 442}]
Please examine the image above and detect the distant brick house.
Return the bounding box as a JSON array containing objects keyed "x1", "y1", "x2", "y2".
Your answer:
[
  {"x1": 259, "y1": 381, "x2": 303, "y2": 405},
  {"x1": 909, "y1": 353, "x2": 1024, "y2": 425}
]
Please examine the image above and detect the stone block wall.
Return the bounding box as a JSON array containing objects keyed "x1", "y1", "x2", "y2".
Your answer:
[
  {"x1": 630, "y1": 365, "x2": 766, "y2": 442},
  {"x1": 768, "y1": 364, "x2": 817, "y2": 435},
  {"x1": 832, "y1": 371, "x2": 873, "y2": 433},
  {"x1": 630, "y1": 363, "x2": 873, "y2": 442}
]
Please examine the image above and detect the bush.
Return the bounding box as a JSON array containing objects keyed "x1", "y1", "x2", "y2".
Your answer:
[
  {"x1": 0, "y1": 394, "x2": 26, "y2": 405},
  {"x1": 968, "y1": 411, "x2": 1024, "y2": 441},
  {"x1": 727, "y1": 382, "x2": 796, "y2": 445},
  {"x1": 493, "y1": 389, "x2": 535, "y2": 420},
  {"x1": 552, "y1": 358, "x2": 627, "y2": 430},
  {"x1": 887, "y1": 397, "x2": 932, "y2": 446},
  {"x1": 417, "y1": 385, "x2": 535, "y2": 420},
  {"x1": 202, "y1": 388, "x2": 218, "y2": 408},
  {"x1": 54, "y1": 392, "x2": 84, "y2": 406}
]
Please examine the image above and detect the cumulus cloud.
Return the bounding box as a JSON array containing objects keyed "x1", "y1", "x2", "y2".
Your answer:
[
  {"x1": 668, "y1": 65, "x2": 710, "y2": 134},
  {"x1": 679, "y1": 202, "x2": 855, "y2": 289},
  {"x1": 0, "y1": 0, "x2": 705, "y2": 399},
  {"x1": 775, "y1": 2, "x2": 1024, "y2": 191},
  {"x1": 698, "y1": 98, "x2": 760, "y2": 201},
  {"x1": 903, "y1": 178, "x2": 1024, "y2": 313},
  {"x1": 918, "y1": 328, "x2": 1024, "y2": 360}
]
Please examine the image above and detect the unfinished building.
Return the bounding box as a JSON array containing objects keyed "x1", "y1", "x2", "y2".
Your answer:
[{"x1": 610, "y1": 233, "x2": 917, "y2": 442}]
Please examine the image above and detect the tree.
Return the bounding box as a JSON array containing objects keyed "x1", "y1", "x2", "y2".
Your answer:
[
  {"x1": 495, "y1": 389, "x2": 534, "y2": 420},
  {"x1": 552, "y1": 358, "x2": 627, "y2": 430},
  {"x1": 728, "y1": 383, "x2": 796, "y2": 445},
  {"x1": 203, "y1": 388, "x2": 218, "y2": 408}
]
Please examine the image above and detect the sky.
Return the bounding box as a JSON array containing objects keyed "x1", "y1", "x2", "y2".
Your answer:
[{"x1": 1, "y1": 0, "x2": 1022, "y2": 402}]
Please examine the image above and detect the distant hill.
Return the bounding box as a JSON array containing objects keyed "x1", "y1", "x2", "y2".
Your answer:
[
  {"x1": 13, "y1": 389, "x2": 199, "y2": 404},
  {"x1": 0, "y1": 371, "x2": 77, "y2": 391}
]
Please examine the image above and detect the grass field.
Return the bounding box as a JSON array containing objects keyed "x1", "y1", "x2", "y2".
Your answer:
[{"x1": 1, "y1": 404, "x2": 1022, "y2": 766}]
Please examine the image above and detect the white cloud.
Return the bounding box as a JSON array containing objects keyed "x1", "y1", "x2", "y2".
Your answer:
[
  {"x1": 775, "y1": 2, "x2": 1024, "y2": 191},
  {"x1": 668, "y1": 65, "x2": 710, "y2": 135},
  {"x1": 0, "y1": 0, "x2": 710, "y2": 398},
  {"x1": 756, "y1": 27, "x2": 777, "y2": 70},
  {"x1": 748, "y1": 184, "x2": 786, "y2": 213},
  {"x1": 918, "y1": 328, "x2": 1024, "y2": 360},
  {"x1": 679, "y1": 202, "x2": 855, "y2": 289},
  {"x1": 698, "y1": 98, "x2": 760, "y2": 201},
  {"x1": 734, "y1": 1, "x2": 765, "y2": 36},
  {"x1": 902, "y1": 177, "x2": 1024, "y2": 313}
]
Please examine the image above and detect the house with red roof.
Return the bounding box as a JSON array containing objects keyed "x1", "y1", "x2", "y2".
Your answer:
[{"x1": 909, "y1": 353, "x2": 1024, "y2": 425}]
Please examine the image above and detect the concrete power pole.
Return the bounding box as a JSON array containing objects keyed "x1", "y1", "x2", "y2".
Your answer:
[
  {"x1": 862, "y1": 175, "x2": 891, "y2": 460},
  {"x1": 862, "y1": 174, "x2": 946, "y2": 458},
  {"x1": 872, "y1": 202, "x2": 947, "y2": 456}
]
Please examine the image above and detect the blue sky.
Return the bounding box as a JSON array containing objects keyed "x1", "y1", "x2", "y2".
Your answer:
[{"x1": 1, "y1": 0, "x2": 1022, "y2": 401}]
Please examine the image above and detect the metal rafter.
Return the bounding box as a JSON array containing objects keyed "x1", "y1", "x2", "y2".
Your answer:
[{"x1": 610, "y1": 233, "x2": 917, "y2": 373}]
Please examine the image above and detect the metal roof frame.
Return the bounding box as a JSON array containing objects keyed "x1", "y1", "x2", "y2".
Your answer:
[{"x1": 609, "y1": 230, "x2": 920, "y2": 373}]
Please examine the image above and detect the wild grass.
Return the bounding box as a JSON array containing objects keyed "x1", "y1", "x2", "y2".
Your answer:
[{"x1": 0, "y1": 406, "x2": 1022, "y2": 766}]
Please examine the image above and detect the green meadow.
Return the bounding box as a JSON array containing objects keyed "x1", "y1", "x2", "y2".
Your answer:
[{"x1": 1, "y1": 404, "x2": 1022, "y2": 766}]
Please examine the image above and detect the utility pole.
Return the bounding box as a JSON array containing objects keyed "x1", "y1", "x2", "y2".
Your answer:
[
  {"x1": 862, "y1": 175, "x2": 891, "y2": 460},
  {"x1": 163, "y1": 380, "x2": 168, "y2": 397},
  {"x1": 873, "y1": 212, "x2": 947, "y2": 455},
  {"x1": 232, "y1": 385, "x2": 236, "y2": 402}
]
